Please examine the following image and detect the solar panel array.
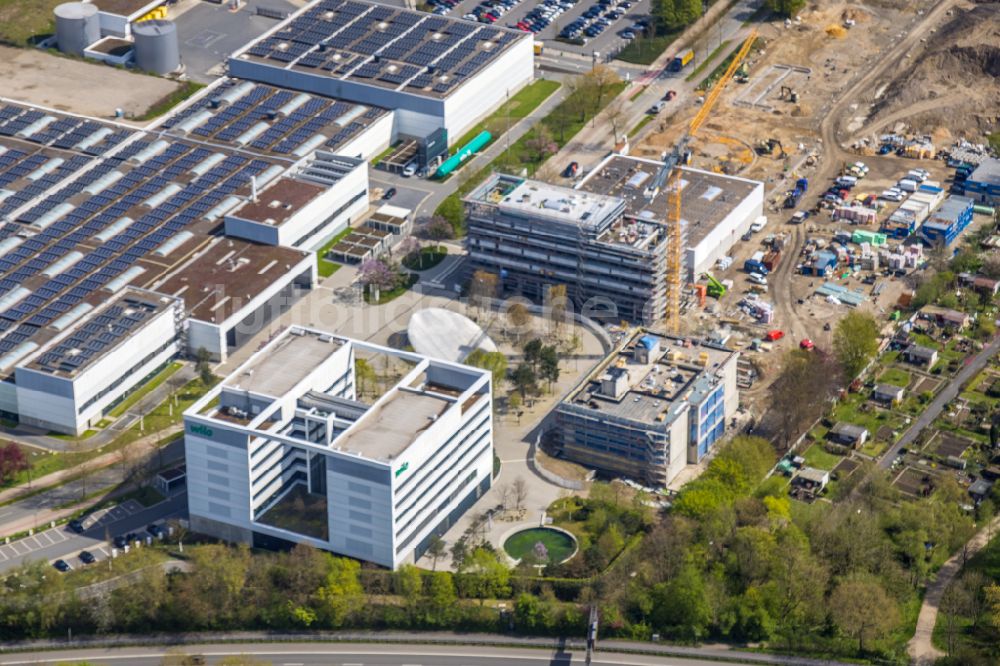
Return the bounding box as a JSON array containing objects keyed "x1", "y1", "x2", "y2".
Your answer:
[
  {"x1": 0, "y1": 101, "x2": 287, "y2": 375},
  {"x1": 239, "y1": 0, "x2": 527, "y2": 96},
  {"x1": 161, "y1": 80, "x2": 388, "y2": 155},
  {"x1": 31, "y1": 295, "x2": 160, "y2": 375}
]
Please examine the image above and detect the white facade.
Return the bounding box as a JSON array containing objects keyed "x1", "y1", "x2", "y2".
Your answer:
[
  {"x1": 224, "y1": 158, "x2": 369, "y2": 251},
  {"x1": 684, "y1": 168, "x2": 765, "y2": 281},
  {"x1": 184, "y1": 327, "x2": 493, "y2": 568},
  {"x1": 12, "y1": 290, "x2": 181, "y2": 435}
]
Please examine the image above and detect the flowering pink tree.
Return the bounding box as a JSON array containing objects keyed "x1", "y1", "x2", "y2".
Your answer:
[{"x1": 357, "y1": 258, "x2": 399, "y2": 292}]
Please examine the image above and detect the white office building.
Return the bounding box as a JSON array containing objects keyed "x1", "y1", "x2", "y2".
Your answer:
[{"x1": 184, "y1": 327, "x2": 494, "y2": 568}]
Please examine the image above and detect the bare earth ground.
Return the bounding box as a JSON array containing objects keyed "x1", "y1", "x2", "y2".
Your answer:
[{"x1": 0, "y1": 45, "x2": 181, "y2": 119}]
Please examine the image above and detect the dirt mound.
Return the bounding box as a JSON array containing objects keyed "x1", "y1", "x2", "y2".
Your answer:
[{"x1": 867, "y1": 4, "x2": 1000, "y2": 136}]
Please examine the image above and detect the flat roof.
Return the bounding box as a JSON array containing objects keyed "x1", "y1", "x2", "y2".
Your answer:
[
  {"x1": 334, "y1": 387, "x2": 451, "y2": 460},
  {"x1": 970, "y1": 158, "x2": 1000, "y2": 187},
  {"x1": 467, "y1": 174, "x2": 623, "y2": 233},
  {"x1": 577, "y1": 155, "x2": 761, "y2": 247},
  {"x1": 23, "y1": 288, "x2": 173, "y2": 378},
  {"x1": 564, "y1": 331, "x2": 735, "y2": 425},
  {"x1": 223, "y1": 329, "x2": 344, "y2": 396},
  {"x1": 160, "y1": 79, "x2": 389, "y2": 157},
  {"x1": 230, "y1": 178, "x2": 326, "y2": 226},
  {"x1": 154, "y1": 239, "x2": 310, "y2": 323},
  {"x1": 89, "y1": 0, "x2": 161, "y2": 17},
  {"x1": 233, "y1": 0, "x2": 530, "y2": 99}
]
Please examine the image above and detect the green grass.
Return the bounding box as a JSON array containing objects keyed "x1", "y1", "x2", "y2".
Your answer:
[
  {"x1": 628, "y1": 86, "x2": 646, "y2": 102},
  {"x1": 107, "y1": 362, "x2": 183, "y2": 418},
  {"x1": 402, "y1": 245, "x2": 447, "y2": 271},
  {"x1": 0, "y1": 0, "x2": 62, "y2": 45},
  {"x1": 878, "y1": 366, "x2": 911, "y2": 388},
  {"x1": 450, "y1": 79, "x2": 561, "y2": 152},
  {"x1": 801, "y1": 444, "x2": 842, "y2": 471},
  {"x1": 697, "y1": 37, "x2": 763, "y2": 91},
  {"x1": 363, "y1": 274, "x2": 419, "y2": 305},
  {"x1": 829, "y1": 393, "x2": 905, "y2": 442},
  {"x1": 685, "y1": 39, "x2": 731, "y2": 82},
  {"x1": 628, "y1": 115, "x2": 654, "y2": 138},
  {"x1": 135, "y1": 81, "x2": 206, "y2": 121},
  {"x1": 316, "y1": 225, "x2": 354, "y2": 278},
  {"x1": 370, "y1": 144, "x2": 396, "y2": 166},
  {"x1": 616, "y1": 32, "x2": 681, "y2": 66},
  {"x1": 504, "y1": 527, "x2": 577, "y2": 563},
  {"x1": 433, "y1": 80, "x2": 625, "y2": 235}
]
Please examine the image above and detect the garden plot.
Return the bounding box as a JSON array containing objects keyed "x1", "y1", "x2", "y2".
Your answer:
[
  {"x1": 833, "y1": 457, "x2": 860, "y2": 479},
  {"x1": 892, "y1": 466, "x2": 941, "y2": 498},
  {"x1": 923, "y1": 430, "x2": 975, "y2": 459},
  {"x1": 912, "y1": 376, "x2": 942, "y2": 395}
]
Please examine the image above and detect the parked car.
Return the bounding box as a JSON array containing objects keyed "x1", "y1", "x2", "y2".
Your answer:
[
  {"x1": 382, "y1": 187, "x2": 396, "y2": 200},
  {"x1": 765, "y1": 329, "x2": 784, "y2": 341},
  {"x1": 147, "y1": 523, "x2": 163, "y2": 538},
  {"x1": 663, "y1": 89, "x2": 676, "y2": 101},
  {"x1": 748, "y1": 272, "x2": 767, "y2": 286},
  {"x1": 799, "y1": 338, "x2": 815, "y2": 351},
  {"x1": 648, "y1": 101, "x2": 666, "y2": 114},
  {"x1": 113, "y1": 535, "x2": 127, "y2": 549},
  {"x1": 79, "y1": 550, "x2": 96, "y2": 565},
  {"x1": 53, "y1": 559, "x2": 71, "y2": 572},
  {"x1": 67, "y1": 519, "x2": 84, "y2": 534},
  {"x1": 563, "y1": 161, "x2": 579, "y2": 178}
]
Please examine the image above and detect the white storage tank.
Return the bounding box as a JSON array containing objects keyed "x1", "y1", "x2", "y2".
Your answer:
[
  {"x1": 133, "y1": 19, "x2": 180, "y2": 75},
  {"x1": 54, "y1": 2, "x2": 100, "y2": 57}
]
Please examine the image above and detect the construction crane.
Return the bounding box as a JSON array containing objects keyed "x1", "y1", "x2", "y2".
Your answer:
[{"x1": 647, "y1": 29, "x2": 758, "y2": 333}]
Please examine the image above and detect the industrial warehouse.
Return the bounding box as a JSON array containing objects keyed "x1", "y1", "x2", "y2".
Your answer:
[
  {"x1": 553, "y1": 331, "x2": 739, "y2": 488},
  {"x1": 463, "y1": 157, "x2": 764, "y2": 323},
  {"x1": 183, "y1": 327, "x2": 494, "y2": 568}
]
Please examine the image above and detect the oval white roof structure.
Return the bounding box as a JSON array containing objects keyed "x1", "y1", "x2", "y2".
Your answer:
[{"x1": 407, "y1": 308, "x2": 497, "y2": 363}]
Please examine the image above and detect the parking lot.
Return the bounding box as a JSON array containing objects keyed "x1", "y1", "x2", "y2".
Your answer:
[
  {"x1": 424, "y1": 0, "x2": 653, "y2": 60},
  {"x1": 0, "y1": 494, "x2": 186, "y2": 574}
]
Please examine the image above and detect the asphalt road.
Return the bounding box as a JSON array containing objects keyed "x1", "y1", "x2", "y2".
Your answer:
[
  {"x1": 0, "y1": 437, "x2": 185, "y2": 535},
  {"x1": 0, "y1": 492, "x2": 187, "y2": 574},
  {"x1": 0, "y1": 643, "x2": 802, "y2": 665},
  {"x1": 878, "y1": 334, "x2": 1000, "y2": 470}
]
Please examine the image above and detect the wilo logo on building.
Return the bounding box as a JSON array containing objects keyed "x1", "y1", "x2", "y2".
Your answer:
[
  {"x1": 189, "y1": 423, "x2": 214, "y2": 438},
  {"x1": 395, "y1": 462, "x2": 409, "y2": 478}
]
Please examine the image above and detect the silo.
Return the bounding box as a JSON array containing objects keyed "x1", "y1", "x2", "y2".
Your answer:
[
  {"x1": 54, "y1": 2, "x2": 100, "y2": 57},
  {"x1": 133, "y1": 20, "x2": 180, "y2": 75}
]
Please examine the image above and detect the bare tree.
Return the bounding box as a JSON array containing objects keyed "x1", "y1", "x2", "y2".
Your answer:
[
  {"x1": 506, "y1": 302, "x2": 532, "y2": 343},
  {"x1": 547, "y1": 284, "x2": 568, "y2": 340},
  {"x1": 767, "y1": 349, "x2": 842, "y2": 451},
  {"x1": 604, "y1": 97, "x2": 628, "y2": 144},
  {"x1": 513, "y1": 477, "x2": 529, "y2": 511},
  {"x1": 469, "y1": 270, "x2": 499, "y2": 316},
  {"x1": 499, "y1": 483, "x2": 513, "y2": 512}
]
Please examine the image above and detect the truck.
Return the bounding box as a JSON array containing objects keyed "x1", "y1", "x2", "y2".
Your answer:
[
  {"x1": 703, "y1": 273, "x2": 726, "y2": 298},
  {"x1": 669, "y1": 48, "x2": 694, "y2": 72},
  {"x1": 783, "y1": 179, "x2": 808, "y2": 209},
  {"x1": 744, "y1": 251, "x2": 769, "y2": 275},
  {"x1": 534, "y1": 41, "x2": 544, "y2": 56}
]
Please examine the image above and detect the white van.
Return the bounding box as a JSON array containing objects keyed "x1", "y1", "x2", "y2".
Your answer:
[
  {"x1": 897, "y1": 178, "x2": 918, "y2": 192},
  {"x1": 835, "y1": 175, "x2": 858, "y2": 188},
  {"x1": 748, "y1": 272, "x2": 767, "y2": 286},
  {"x1": 402, "y1": 161, "x2": 418, "y2": 177},
  {"x1": 749, "y1": 215, "x2": 767, "y2": 233}
]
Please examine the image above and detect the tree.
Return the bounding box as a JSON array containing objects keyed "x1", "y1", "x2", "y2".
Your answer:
[
  {"x1": 195, "y1": 347, "x2": 214, "y2": 385},
  {"x1": 469, "y1": 270, "x2": 499, "y2": 313},
  {"x1": 357, "y1": 258, "x2": 399, "y2": 292},
  {"x1": 425, "y1": 571, "x2": 457, "y2": 623},
  {"x1": 523, "y1": 338, "x2": 544, "y2": 370},
  {"x1": 650, "y1": 560, "x2": 711, "y2": 640},
  {"x1": 767, "y1": 349, "x2": 841, "y2": 450},
  {"x1": 604, "y1": 97, "x2": 628, "y2": 144},
  {"x1": 458, "y1": 547, "x2": 510, "y2": 604},
  {"x1": 833, "y1": 311, "x2": 880, "y2": 379},
  {"x1": 974, "y1": 316, "x2": 996, "y2": 341},
  {"x1": 547, "y1": 284, "x2": 568, "y2": 338},
  {"x1": 507, "y1": 391, "x2": 523, "y2": 422},
  {"x1": 512, "y1": 477, "x2": 528, "y2": 510},
  {"x1": 425, "y1": 215, "x2": 454, "y2": 240},
  {"x1": 427, "y1": 536, "x2": 447, "y2": 572},
  {"x1": 464, "y1": 349, "x2": 508, "y2": 392},
  {"x1": 651, "y1": 0, "x2": 702, "y2": 33},
  {"x1": 506, "y1": 302, "x2": 532, "y2": 342},
  {"x1": 315, "y1": 556, "x2": 363, "y2": 627},
  {"x1": 580, "y1": 65, "x2": 622, "y2": 114},
  {"x1": 0, "y1": 442, "x2": 28, "y2": 484},
  {"x1": 398, "y1": 235, "x2": 423, "y2": 268},
  {"x1": 436, "y1": 196, "x2": 465, "y2": 236},
  {"x1": 829, "y1": 578, "x2": 900, "y2": 654},
  {"x1": 525, "y1": 124, "x2": 558, "y2": 164},
  {"x1": 764, "y1": 0, "x2": 806, "y2": 18},
  {"x1": 538, "y1": 344, "x2": 560, "y2": 391},
  {"x1": 511, "y1": 363, "x2": 537, "y2": 399}
]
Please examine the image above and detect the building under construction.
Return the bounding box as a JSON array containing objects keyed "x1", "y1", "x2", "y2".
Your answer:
[{"x1": 464, "y1": 174, "x2": 667, "y2": 323}]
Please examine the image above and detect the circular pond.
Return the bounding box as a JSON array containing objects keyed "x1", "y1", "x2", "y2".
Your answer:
[{"x1": 503, "y1": 527, "x2": 578, "y2": 564}]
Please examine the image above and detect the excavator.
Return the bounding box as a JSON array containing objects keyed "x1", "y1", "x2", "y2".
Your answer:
[
  {"x1": 703, "y1": 273, "x2": 726, "y2": 298},
  {"x1": 755, "y1": 137, "x2": 786, "y2": 158}
]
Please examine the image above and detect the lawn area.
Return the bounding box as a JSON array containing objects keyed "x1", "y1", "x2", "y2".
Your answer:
[
  {"x1": 109, "y1": 376, "x2": 217, "y2": 450},
  {"x1": 878, "y1": 366, "x2": 912, "y2": 388},
  {"x1": 107, "y1": 361, "x2": 183, "y2": 418},
  {"x1": 364, "y1": 274, "x2": 419, "y2": 305},
  {"x1": 451, "y1": 79, "x2": 561, "y2": 152},
  {"x1": 0, "y1": 0, "x2": 61, "y2": 45},
  {"x1": 504, "y1": 527, "x2": 577, "y2": 564},
  {"x1": 859, "y1": 439, "x2": 889, "y2": 458},
  {"x1": 433, "y1": 79, "x2": 625, "y2": 235},
  {"x1": 315, "y1": 225, "x2": 353, "y2": 278},
  {"x1": 801, "y1": 444, "x2": 843, "y2": 471},
  {"x1": 135, "y1": 81, "x2": 206, "y2": 121},
  {"x1": 911, "y1": 333, "x2": 942, "y2": 350},
  {"x1": 685, "y1": 39, "x2": 731, "y2": 82},
  {"x1": 830, "y1": 394, "x2": 904, "y2": 440},
  {"x1": 48, "y1": 429, "x2": 97, "y2": 440},
  {"x1": 616, "y1": 32, "x2": 680, "y2": 66},
  {"x1": 628, "y1": 115, "x2": 654, "y2": 138},
  {"x1": 402, "y1": 245, "x2": 447, "y2": 271}
]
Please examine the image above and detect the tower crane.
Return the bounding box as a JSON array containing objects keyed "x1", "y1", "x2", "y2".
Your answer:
[{"x1": 647, "y1": 29, "x2": 758, "y2": 333}]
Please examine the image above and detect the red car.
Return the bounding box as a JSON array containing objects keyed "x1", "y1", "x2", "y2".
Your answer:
[
  {"x1": 799, "y1": 338, "x2": 815, "y2": 351},
  {"x1": 765, "y1": 329, "x2": 784, "y2": 341},
  {"x1": 663, "y1": 90, "x2": 677, "y2": 101}
]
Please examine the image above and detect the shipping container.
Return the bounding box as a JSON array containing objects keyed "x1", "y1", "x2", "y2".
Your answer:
[{"x1": 763, "y1": 250, "x2": 781, "y2": 271}]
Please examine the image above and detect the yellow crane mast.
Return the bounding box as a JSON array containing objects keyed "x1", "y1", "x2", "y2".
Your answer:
[{"x1": 654, "y1": 29, "x2": 758, "y2": 333}]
